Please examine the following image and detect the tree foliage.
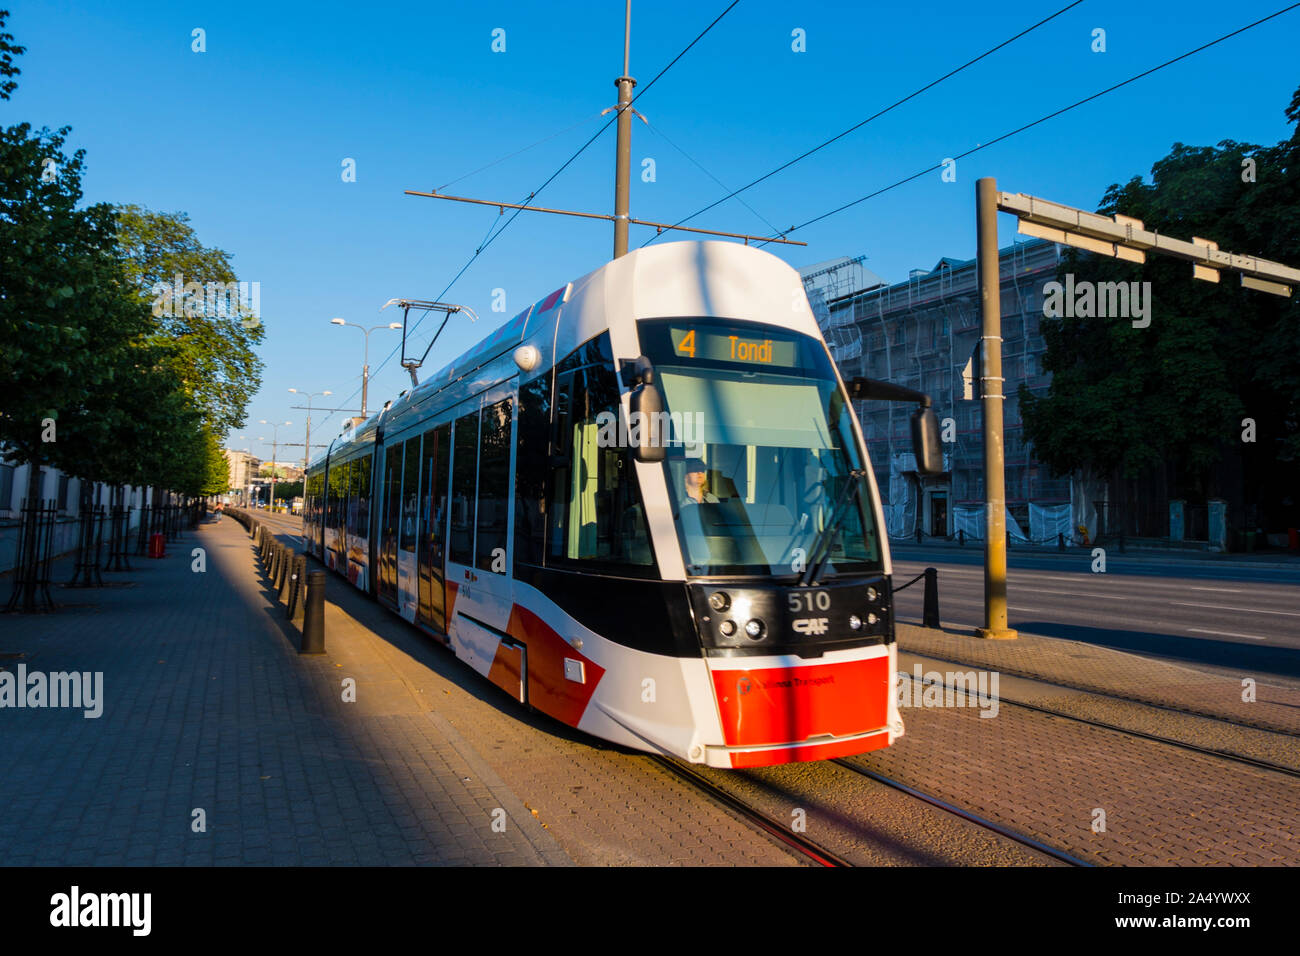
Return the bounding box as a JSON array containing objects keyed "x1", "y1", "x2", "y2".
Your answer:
[
  {"x1": 0, "y1": 9, "x2": 23, "y2": 101},
  {"x1": 114, "y1": 205, "x2": 264, "y2": 435},
  {"x1": 1021, "y1": 84, "x2": 1300, "y2": 520},
  {"x1": 0, "y1": 15, "x2": 263, "y2": 500}
]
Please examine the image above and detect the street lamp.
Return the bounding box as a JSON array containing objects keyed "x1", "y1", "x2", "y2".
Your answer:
[
  {"x1": 259, "y1": 419, "x2": 291, "y2": 511},
  {"x1": 331, "y1": 318, "x2": 403, "y2": 418},
  {"x1": 288, "y1": 388, "x2": 332, "y2": 469}
]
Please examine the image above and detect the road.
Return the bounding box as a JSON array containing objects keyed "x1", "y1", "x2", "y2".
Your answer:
[
  {"x1": 246, "y1": 509, "x2": 1300, "y2": 680},
  {"x1": 890, "y1": 544, "x2": 1300, "y2": 680}
]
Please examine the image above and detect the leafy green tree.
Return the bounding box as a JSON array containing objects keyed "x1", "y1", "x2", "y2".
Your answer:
[
  {"x1": 272, "y1": 480, "x2": 303, "y2": 501},
  {"x1": 114, "y1": 205, "x2": 265, "y2": 434},
  {"x1": 1021, "y1": 84, "x2": 1300, "y2": 534},
  {"x1": 0, "y1": 120, "x2": 146, "y2": 502},
  {"x1": 1, "y1": 9, "x2": 23, "y2": 100}
]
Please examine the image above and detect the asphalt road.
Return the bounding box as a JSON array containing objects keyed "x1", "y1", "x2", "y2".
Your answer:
[
  {"x1": 890, "y1": 543, "x2": 1300, "y2": 680},
  {"x1": 245, "y1": 509, "x2": 1300, "y2": 680}
]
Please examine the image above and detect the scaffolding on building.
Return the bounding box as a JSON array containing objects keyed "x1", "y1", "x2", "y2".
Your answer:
[{"x1": 811, "y1": 238, "x2": 1072, "y2": 542}]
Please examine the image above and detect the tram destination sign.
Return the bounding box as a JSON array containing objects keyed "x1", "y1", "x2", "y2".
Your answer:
[{"x1": 669, "y1": 325, "x2": 798, "y2": 367}]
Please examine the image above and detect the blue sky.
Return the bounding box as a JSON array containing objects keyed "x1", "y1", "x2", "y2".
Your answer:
[{"x1": 7, "y1": 0, "x2": 1299, "y2": 462}]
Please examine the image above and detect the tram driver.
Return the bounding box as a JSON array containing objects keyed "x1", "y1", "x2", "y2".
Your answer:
[{"x1": 682, "y1": 458, "x2": 719, "y2": 506}]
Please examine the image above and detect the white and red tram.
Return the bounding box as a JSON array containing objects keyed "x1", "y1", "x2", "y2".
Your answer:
[{"x1": 304, "y1": 240, "x2": 941, "y2": 768}]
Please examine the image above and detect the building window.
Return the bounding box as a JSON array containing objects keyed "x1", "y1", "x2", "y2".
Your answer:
[{"x1": 0, "y1": 464, "x2": 13, "y2": 516}]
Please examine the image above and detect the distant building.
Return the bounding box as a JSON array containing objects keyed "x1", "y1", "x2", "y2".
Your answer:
[
  {"x1": 802, "y1": 238, "x2": 1084, "y2": 544},
  {"x1": 223, "y1": 449, "x2": 261, "y2": 495}
]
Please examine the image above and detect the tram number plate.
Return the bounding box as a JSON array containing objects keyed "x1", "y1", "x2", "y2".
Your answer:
[{"x1": 787, "y1": 590, "x2": 831, "y2": 613}]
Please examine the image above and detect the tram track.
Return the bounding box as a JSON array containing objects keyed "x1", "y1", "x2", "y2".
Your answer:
[
  {"x1": 902, "y1": 667, "x2": 1300, "y2": 779},
  {"x1": 646, "y1": 755, "x2": 852, "y2": 867},
  {"x1": 894, "y1": 616, "x2": 1300, "y2": 742},
  {"x1": 829, "y1": 759, "x2": 1091, "y2": 866}
]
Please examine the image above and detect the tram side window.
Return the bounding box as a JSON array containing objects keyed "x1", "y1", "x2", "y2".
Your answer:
[
  {"x1": 449, "y1": 410, "x2": 479, "y2": 565},
  {"x1": 475, "y1": 398, "x2": 512, "y2": 573},
  {"x1": 384, "y1": 444, "x2": 402, "y2": 545},
  {"x1": 421, "y1": 425, "x2": 449, "y2": 556},
  {"x1": 337, "y1": 460, "x2": 352, "y2": 531},
  {"x1": 399, "y1": 436, "x2": 421, "y2": 553},
  {"x1": 326, "y1": 463, "x2": 340, "y2": 529},
  {"x1": 514, "y1": 375, "x2": 549, "y2": 567},
  {"x1": 348, "y1": 456, "x2": 372, "y2": 537},
  {"x1": 548, "y1": 333, "x2": 654, "y2": 571}
]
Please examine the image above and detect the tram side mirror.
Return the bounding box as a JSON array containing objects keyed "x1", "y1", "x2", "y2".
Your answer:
[
  {"x1": 911, "y1": 405, "x2": 944, "y2": 475},
  {"x1": 628, "y1": 357, "x2": 665, "y2": 463}
]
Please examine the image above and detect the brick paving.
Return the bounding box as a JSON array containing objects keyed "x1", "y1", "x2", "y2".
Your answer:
[
  {"x1": 851, "y1": 693, "x2": 1299, "y2": 865},
  {"x1": 8, "y1": 509, "x2": 1293, "y2": 868},
  {"x1": 249, "y1": 511, "x2": 801, "y2": 867},
  {"x1": 0, "y1": 514, "x2": 568, "y2": 866},
  {"x1": 899, "y1": 623, "x2": 1300, "y2": 735}
]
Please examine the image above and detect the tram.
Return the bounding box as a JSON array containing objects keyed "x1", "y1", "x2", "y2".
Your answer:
[{"x1": 303, "y1": 240, "x2": 941, "y2": 767}]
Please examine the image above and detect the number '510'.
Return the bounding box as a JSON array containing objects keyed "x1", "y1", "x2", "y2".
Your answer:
[{"x1": 788, "y1": 591, "x2": 831, "y2": 612}]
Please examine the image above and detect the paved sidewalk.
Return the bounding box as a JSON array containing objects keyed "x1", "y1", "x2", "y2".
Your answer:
[{"x1": 0, "y1": 514, "x2": 570, "y2": 866}]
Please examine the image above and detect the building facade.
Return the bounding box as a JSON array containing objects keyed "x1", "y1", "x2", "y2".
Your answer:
[{"x1": 802, "y1": 237, "x2": 1081, "y2": 544}]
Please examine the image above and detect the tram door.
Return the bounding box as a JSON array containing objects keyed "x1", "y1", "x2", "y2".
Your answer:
[
  {"x1": 417, "y1": 423, "x2": 450, "y2": 637},
  {"x1": 377, "y1": 442, "x2": 401, "y2": 607},
  {"x1": 396, "y1": 434, "x2": 422, "y2": 622},
  {"x1": 446, "y1": 386, "x2": 522, "y2": 701}
]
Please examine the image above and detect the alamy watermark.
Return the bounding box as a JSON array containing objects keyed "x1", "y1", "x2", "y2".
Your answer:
[
  {"x1": 0, "y1": 664, "x2": 103, "y2": 718},
  {"x1": 150, "y1": 273, "x2": 261, "y2": 328},
  {"x1": 1043, "y1": 274, "x2": 1151, "y2": 328},
  {"x1": 896, "y1": 664, "x2": 999, "y2": 718},
  {"x1": 595, "y1": 407, "x2": 705, "y2": 449}
]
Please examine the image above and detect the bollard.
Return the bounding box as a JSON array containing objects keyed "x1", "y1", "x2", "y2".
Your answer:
[
  {"x1": 277, "y1": 545, "x2": 290, "y2": 598},
  {"x1": 286, "y1": 555, "x2": 305, "y2": 619},
  {"x1": 301, "y1": 571, "x2": 326, "y2": 654},
  {"x1": 957, "y1": 529, "x2": 965, "y2": 547},
  {"x1": 922, "y1": 566, "x2": 940, "y2": 629},
  {"x1": 1058, "y1": 531, "x2": 1065, "y2": 551},
  {"x1": 915, "y1": 528, "x2": 922, "y2": 545}
]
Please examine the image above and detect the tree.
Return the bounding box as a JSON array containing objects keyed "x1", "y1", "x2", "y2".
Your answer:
[
  {"x1": 114, "y1": 205, "x2": 265, "y2": 435},
  {"x1": 1, "y1": 9, "x2": 24, "y2": 101},
  {"x1": 1021, "y1": 83, "x2": 1300, "y2": 535},
  {"x1": 0, "y1": 120, "x2": 147, "y2": 500}
]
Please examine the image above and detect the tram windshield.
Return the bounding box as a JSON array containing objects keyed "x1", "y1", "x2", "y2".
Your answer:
[{"x1": 638, "y1": 318, "x2": 881, "y2": 577}]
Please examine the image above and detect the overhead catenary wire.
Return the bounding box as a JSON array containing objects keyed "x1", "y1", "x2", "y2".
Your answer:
[
  {"x1": 756, "y1": 1, "x2": 1300, "y2": 245},
  {"x1": 643, "y1": 119, "x2": 783, "y2": 237},
  {"x1": 640, "y1": 0, "x2": 1087, "y2": 249},
  {"x1": 316, "y1": 0, "x2": 744, "y2": 434},
  {"x1": 436, "y1": 109, "x2": 609, "y2": 192}
]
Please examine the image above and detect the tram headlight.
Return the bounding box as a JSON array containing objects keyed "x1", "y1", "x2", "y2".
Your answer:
[
  {"x1": 849, "y1": 614, "x2": 862, "y2": 630},
  {"x1": 719, "y1": 620, "x2": 737, "y2": 637},
  {"x1": 708, "y1": 591, "x2": 730, "y2": 612},
  {"x1": 866, "y1": 586, "x2": 878, "y2": 602},
  {"x1": 744, "y1": 619, "x2": 765, "y2": 639}
]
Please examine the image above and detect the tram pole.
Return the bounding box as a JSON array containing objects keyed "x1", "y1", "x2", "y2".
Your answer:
[
  {"x1": 613, "y1": 0, "x2": 635, "y2": 259},
  {"x1": 975, "y1": 177, "x2": 1017, "y2": 640}
]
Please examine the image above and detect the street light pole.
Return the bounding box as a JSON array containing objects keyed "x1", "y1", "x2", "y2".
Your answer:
[
  {"x1": 330, "y1": 319, "x2": 402, "y2": 418},
  {"x1": 288, "y1": 389, "x2": 332, "y2": 469},
  {"x1": 975, "y1": 177, "x2": 1016, "y2": 641},
  {"x1": 613, "y1": 0, "x2": 635, "y2": 258},
  {"x1": 258, "y1": 419, "x2": 291, "y2": 511}
]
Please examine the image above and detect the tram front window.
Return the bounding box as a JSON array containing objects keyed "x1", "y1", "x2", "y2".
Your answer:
[{"x1": 640, "y1": 318, "x2": 881, "y2": 578}]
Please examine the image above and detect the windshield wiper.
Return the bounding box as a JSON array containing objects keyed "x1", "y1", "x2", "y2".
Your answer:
[{"x1": 798, "y1": 469, "x2": 866, "y2": 587}]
